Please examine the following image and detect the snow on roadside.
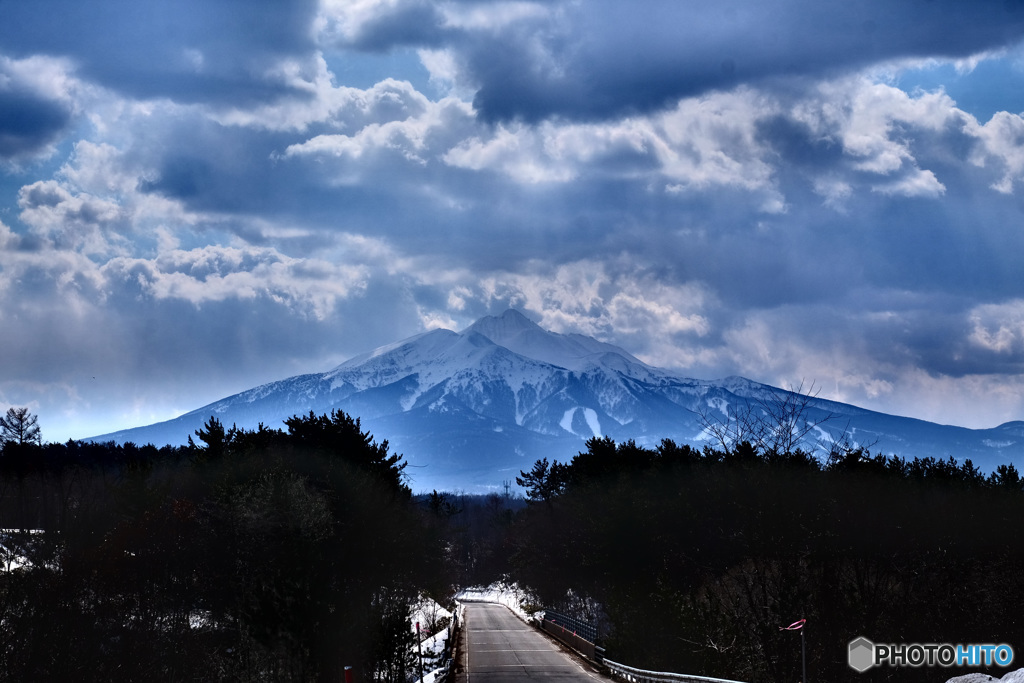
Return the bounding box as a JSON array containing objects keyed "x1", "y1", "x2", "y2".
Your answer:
[
  {"x1": 403, "y1": 581, "x2": 544, "y2": 683},
  {"x1": 409, "y1": 594, "x2": 457, "y2": 683},
  {"x1": 455, "y1": 581, "x2": 541, "y2": 624}
]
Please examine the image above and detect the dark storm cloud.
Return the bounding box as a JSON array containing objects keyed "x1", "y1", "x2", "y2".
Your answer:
[
  {"x1": 333, "y1": 0, "x2": 1024, "y2": 122},
  {"x1": 485, "y1": 0, "x2": 1024, "y2": 122},
  {"x1": 346, "y1": 2, "x2": 449, "y2": 51},
  {"x1": 0, "y1": 88, "x2": 72, "y2": 159},
  {"x1": 0, "y1": 0, "x2": 321, "y2": 106},
  {"x1": 133, "y1": 117, "x2": 304, "y2": 216}
]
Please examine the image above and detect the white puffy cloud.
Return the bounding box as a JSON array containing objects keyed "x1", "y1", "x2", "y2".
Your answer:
[
  {"x1": 417, "y1": 48, "x2": 464, "y2": 93},
  {"x1": 439, "y1": 89, "x2": 781, "y2": 192},
  {"x1": 872, "y1": 168, "x2": 946, "y2": 198},
  {"x1": 273, "y1": 73, "x2": 987, "y2": 216},
  {"x1": 103, "y1": 245, "x2": 368, "y2": 320},
  {"x1": 14, "y1": 137, "x2": 204, "y2": 255},
  {"x1": 419, "y1": 259, "x2": 716, "y2": 369},
  {"x1": 802, "y1": 80, "x2": 961, "y2": 172},
  {"x1": 0, "y1": 54, "x2": 78, "y2": 105},
  {"x1": 968, "y1": 110, "x2": 1024, "y2": 193},
  {"x1": 657, "y1": 89, "x2": 779, "y2": 192},
  {"x1": 18, "y1": 180, "x2": 127, "y2": 254},
  {"x1": 969, "y1": 300, "x2": 1024, "y2": 354},
  {"x1": 214, "y1": 58, "x2": 432, "y2": 133},
  {"x1": 283, "y1": 93, "x2": 473, "y2": 171},
  {"x1": 443, "y1": 122, "x2": 579, "y2": 183}
]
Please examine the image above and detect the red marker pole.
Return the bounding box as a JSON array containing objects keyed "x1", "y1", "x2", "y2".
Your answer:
[
  {"x1": 416, "y1": 621, "x2": 425, "y2": 682},
  {"x1": 344, "y1": 665, "x2": 353, "y2": 683}
]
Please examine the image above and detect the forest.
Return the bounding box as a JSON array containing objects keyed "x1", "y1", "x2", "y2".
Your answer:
[
  {"x1": 1, "y1": 407, "x2": 1023, "y2": 682},
  {"x1": 511, "y1": 438, "x2": 1024, "y2": 682},
  {"x1": 0, "y1": 411, "x2": 449, "y2": 681}
]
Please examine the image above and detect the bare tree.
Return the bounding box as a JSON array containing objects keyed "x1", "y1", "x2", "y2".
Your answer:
[
  {"x1": 0, "y1": 407, "x2": 41, "y2": 446},
  {"x1": 696, "y1": 381, "x2": 835, "y2": 455}
]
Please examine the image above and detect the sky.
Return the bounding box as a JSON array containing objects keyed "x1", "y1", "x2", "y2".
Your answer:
[{"x1": 5, "y1": 0, "x2": 1024, "y2": 443}]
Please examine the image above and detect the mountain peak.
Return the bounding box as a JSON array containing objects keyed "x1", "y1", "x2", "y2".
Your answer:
[
  {"x1": 460, "y1": 309, "x2": 648, "y2": 372},
  {"x1": 462, "y1": 309, "x2": 541, "y2": 342}
]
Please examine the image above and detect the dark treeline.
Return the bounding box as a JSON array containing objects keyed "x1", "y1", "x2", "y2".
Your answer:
[
  {"x1": 421, "y1": 488, "x2": 523, "y2": 588},
  {"x1": 5, "y1": 409, "x2": 1024, "y2": 682},
  {"x1": 0, "y1": 411, "x2": 450, "y2": 682},
  {"x1": 511, "y1": 437, "x2": 1024, "y2": 682}
]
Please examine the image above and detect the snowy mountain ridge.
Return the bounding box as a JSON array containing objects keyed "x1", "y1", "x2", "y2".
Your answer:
[{"x1": 90, "y1": 309, "x2": 1024, "y2": 492}]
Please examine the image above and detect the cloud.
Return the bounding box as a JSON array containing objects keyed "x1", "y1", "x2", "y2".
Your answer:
[
  {"x1": 214, "y1": 62, "x2": 433, "y2": 133},
  {"x1": 441, "y1": 88, "x2": 780, "y2": 190},
  {"x1": 418, "y1": 258, "x2": 716, "y2": 369},
  {"x1": 969, "y1": 300, "x2": 1024, "y2": 358},
  {"x1": 14, "y1": 139, "x2": 200, "y2": 255},
  {"x1": 968, "y1": 110, "x2": 1024, "y2": 192},
  {"x1": 265, "y1": 70, "x2": 1024, "y2": 331},
  {"x1": 0, "y1": 225, "x2": 399, "y2": 442},
  {"x1": 7, "y1": 1, "x2": 1024, "y2": 443},
  {"x1": 0, "y1": 56, "x2": 78, "y2": 160},
  {"x1": 0, "y1": 0, "x2": 322, "y2": 106},
  {"x1": 711, "y1": 301, "x2": 1024, "y2": 428},
  {"x1": 17, "y1": 179, "x2": 127, "y2": 254},
  {"x1": 103, "y1": 245, "x2": 369, "y2": 320},
  {"x1": 319, "y1": 0, "x2": 1024, "y2": 122},
  {"x1": 872, "y1": 169, "x2": 946, "y2": 198}
]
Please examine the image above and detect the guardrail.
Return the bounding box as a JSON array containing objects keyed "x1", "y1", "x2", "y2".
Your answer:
[
  {"x1": 540, "y1": 616, "x2": 597, "y2": 659},
  {"x1": 544, "y1": 609, "x2": 598, "y2": 643},
  {"x1": 603, "y1": 659, "x2": 747, "y2": 683}
]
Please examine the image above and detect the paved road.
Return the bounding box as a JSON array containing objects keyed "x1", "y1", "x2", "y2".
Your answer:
[{"x1": 455, "y1": 603, "x2": 608, "y2": 682}]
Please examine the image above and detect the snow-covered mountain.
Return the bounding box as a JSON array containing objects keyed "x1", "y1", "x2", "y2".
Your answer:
[{"x1": 90, "y1": 309, "x2": 1024, "y2": 492}]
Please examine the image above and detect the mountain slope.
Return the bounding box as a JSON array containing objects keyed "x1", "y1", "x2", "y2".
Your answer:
[{"x1": 90, "y1": 309, "x2": 1024, "y2": 492}]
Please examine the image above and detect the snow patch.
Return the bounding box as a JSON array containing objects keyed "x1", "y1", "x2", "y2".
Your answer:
[
  {"x1": 560, "y1": 408, "x2": 576, "y2": 433},
  {"x1": 706, "y1": 396, "x2": 729, "y2": 415},
  {"x1": 409, "y1": 595, "x2": 457, "y2": 683},
  {"x1": 812, "y1": 424, "x2": 834, "y2": 444},
  {"x1": 399, "y1": 379, "x2": 423, "y2": 411},
  {"x1": 559, "y1": 407, "x2": 602, "y2": 437}
]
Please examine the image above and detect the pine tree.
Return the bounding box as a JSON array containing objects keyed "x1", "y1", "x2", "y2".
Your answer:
[{"x1": 0, "y1": 407, "x2": 41, "y2": 446}]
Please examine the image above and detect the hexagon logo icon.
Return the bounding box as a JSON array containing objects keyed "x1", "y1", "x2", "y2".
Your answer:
[{"x1": 848, "y1": 637, "x2": 875, "y2": 673}]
